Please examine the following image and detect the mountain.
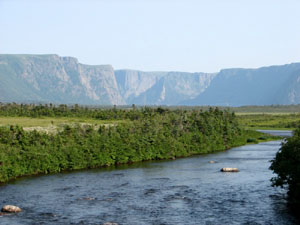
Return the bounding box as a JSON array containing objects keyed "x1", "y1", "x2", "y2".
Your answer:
[
  {"x1": 275, "y1": 68, "x2": 300, "y2": 104},
  {"x1": 182, "y1": 63, "x2": 300, "y2": 106},
  {"x1": 1, "y1": 54, "x2": 300, "y2": 106},
  {"x1": 115, "y1": 70, "x2": 215, "y2": 105},
  {"x1": 0, "y1": 54, "x2": 124, "y2": 105}
]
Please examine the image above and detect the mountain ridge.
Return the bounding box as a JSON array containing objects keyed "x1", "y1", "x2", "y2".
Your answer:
[{"x1": 1, "y1": 54, "x2": 300, "y2": 106}]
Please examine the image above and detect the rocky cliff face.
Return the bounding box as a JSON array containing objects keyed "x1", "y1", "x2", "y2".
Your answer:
[
  {"x1": 275, "y1": 67, "x2": 300, "y2": 104},
  {"x1": 182, "y1": 63, "x2": 300, "y2": 106},
  {"x1": 115, "y1": 70, "x2": 215, "y2": 105},
  {"x1": 115, "y1": 70, "x2": 166, "y2": 104},
  {"x1": 1, "y1": 54, "x2": 300, "y2": 106},
  {"x1": 0, "y1": 54, "x2": 124, "y2": 105}
]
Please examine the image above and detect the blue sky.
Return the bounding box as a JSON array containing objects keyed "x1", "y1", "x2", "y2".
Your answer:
[{"x1": 1, "y1": 0, "x2": 300, "y2": 72}]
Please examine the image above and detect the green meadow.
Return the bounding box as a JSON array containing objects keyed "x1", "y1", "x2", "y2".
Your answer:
[{"x1": 237, "y1": 113, "x2": 300, "y2": 130}]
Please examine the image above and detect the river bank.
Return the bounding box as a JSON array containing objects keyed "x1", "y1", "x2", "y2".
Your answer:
[
  {"x1": 0, "y1": 108, "x2": 280, "y2": 184},
  {"x1": 0, "y1": 125, "x2": 278, "y2": 184},
  {"x1": 0, "y1": 130, "x2": 297, "y2": 225}
]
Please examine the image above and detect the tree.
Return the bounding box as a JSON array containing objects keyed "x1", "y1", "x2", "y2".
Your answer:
[{"x1": 270, "y1": 128, "x2": 300, "y2": 206}]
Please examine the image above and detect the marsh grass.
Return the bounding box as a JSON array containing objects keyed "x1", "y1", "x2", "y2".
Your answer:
[{"x1": 237, "y1": 113, "x2": 300, "y2": 130}]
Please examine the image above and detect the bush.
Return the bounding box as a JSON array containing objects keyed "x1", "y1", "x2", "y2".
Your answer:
[
  {"x1": 270, "y1": 128, "x2": 300, "y2": 206},
  {"x1": 247, "y1": 138, "x2": 257, "y2": 143},
  {"x1": 258, "y1": 136, "x2": 268, "y2": 140}
]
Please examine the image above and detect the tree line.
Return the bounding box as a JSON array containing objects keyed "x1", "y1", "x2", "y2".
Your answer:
[{"x1": 0, "y1": 105, "x2": 265, "y2": 183}]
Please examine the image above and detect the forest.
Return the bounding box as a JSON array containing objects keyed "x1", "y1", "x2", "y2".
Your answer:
[{"x1": 0, "y1": 103, "x2": 278, "y2": 183}]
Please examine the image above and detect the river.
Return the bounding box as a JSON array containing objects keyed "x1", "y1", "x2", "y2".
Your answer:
[{"x1": 0, "y1": 130, "x2": 298, "y2": 225}]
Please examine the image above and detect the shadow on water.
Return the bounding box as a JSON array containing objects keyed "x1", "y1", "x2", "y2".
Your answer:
[
  {"x1": 0, "y1": 130, "x2": 299, "y2": 224},
  {"x1": 269, "y1": 192, "x2": 300, "y2": 224}
]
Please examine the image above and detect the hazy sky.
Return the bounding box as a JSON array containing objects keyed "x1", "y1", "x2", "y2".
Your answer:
[{"x1": 1, "y1": 0, "x2": 300, "y2": 72}]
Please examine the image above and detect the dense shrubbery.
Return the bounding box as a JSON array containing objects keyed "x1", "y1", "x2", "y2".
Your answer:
[
  {"x1": 0, "y1": 103, "x2": 149, "y2": 120},
  {"x1": 0, "y1": 107, "x2": 250, "y2": 182},
  {"x1": 0, "y1": 105, "x2": 277, "y2": 183},
  {"x1": 270, "y1": 127, "x2": 300, "y2": 206}
]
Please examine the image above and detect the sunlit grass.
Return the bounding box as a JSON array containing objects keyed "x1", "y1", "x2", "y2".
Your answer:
[
  {"x1": 0, "y1": 116, "x2": 127, "y2": 128},
  {"x1": 237, "y1": 113, "x2": 300, "y2": 130},
  {"x1": 235, "y1": 112, "x2": 297, "y2": 115},
  {"x1": 1, "y1": 113, "x2": 299, "y2": 132}
]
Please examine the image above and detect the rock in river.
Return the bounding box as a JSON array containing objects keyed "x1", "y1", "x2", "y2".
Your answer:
[
  {"x1": 220, "y1": 168, "x2": 239, "y2": 172},
  {"x1": 1, "y1": 205, "x2": 22, "y2": 213}
]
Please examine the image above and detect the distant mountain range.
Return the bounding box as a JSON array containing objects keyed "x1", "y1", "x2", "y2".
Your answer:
[{"x1": 1, "y1": 54, "x2": 300, "y2": 106}]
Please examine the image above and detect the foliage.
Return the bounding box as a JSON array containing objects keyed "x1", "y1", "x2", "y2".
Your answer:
[
  {"x1": 0, "y1": 107, "x2": 260, "y2": 183},
  {"x1": 246, "y1": 138, "x2": 257, "y2": 143},
  {"x1": 232, "y1": 105, "x2": 300, "y2": 113},
  {"x1": 0, "y1": 104, "x2": 280, "y2": 183},
  {"x1": 0, "y1": 102, "x2": 154, "y2": 120},
  {"x1": 270, "y1": 127, "x2": 300, "y2": 206},
  {"x1": 237, "y1": 113, "x2": 300, "y2": 130}
]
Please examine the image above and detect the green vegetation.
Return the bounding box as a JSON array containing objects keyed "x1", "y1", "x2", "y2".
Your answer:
[
  {"x1": 0, "y1": 116, "x2": 126, "y2": 134},
  {"x1": 121, "y1": 104, "x2": 300, "y2": 114},
  {"x1": 270, "y1": 127, "x2": 300, "y2": 207},
  {"x1": 1, "y1": 102, "x2": 300, "y2": 117},
  {"x1": 231, "y1": 105, "x2": 300, "y2": 114},
  {"x1": 0, "y1": 116, "x2": 124, "y2": 127},
  {"x1": 237, "y1": 113, "x2": 300, "y2": 130},
  {"x1": 0, "y1": 103, "x2": 278, "y2": 183}
]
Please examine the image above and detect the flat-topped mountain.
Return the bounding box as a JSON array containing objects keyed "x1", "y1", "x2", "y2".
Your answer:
[
  {"x1": 182, "y1": 63, "x2": 300, "y2": 106},
  {"x1": 0, "y1": 54, "x2": 124, "y2": 105},
  {"x1": 1, "y1": 54, "x2": 300, "y2": 106}
]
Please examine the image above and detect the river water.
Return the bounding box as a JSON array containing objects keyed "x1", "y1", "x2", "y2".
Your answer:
[{"x1": 0, "y1": 130, "x2": 298, "y2": 225}]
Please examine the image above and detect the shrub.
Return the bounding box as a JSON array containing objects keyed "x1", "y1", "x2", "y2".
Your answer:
[
  {"x1": 258, "y1": 136, "x2": 268, "y2": 140},
  {"x1": 270, "y1": 128, "x2": 300, "y2": 206},
  {"x1": 247, "y1": 138, "x2": 257, "y2": 143}
]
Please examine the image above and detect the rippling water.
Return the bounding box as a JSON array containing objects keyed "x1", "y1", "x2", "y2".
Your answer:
[{"x1": 0, "y1": 130, "x2": 298, "y2": 225}]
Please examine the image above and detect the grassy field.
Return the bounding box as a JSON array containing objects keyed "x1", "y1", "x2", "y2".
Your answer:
[
  {"x1": 159, "y1": 105, "x2": 300, "y2": 130},
  {"x1": 0, "y1": 116, "x2": 126, "y2": 133},
  {"x1": 1, "y1": 113, "x2": 299, "y2": 132},
  {"x1": 231, "y1": 105, "x2": 300, "y2": 113},
  {"x1": 1, "y1": 103, "x2": 299, "y2": 132},
  {"x1": 237, "y1": 113, "x2": 300, "y2": 130}
]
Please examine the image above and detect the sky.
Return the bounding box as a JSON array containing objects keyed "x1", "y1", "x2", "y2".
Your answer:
[{"x1": 1, "y1": 0, "x2": 300, "y2": 72}]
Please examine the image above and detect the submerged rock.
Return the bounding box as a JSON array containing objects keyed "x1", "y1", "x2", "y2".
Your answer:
[
  {"x1": 103, "y1": 223, "x2": 118, "y2": 225},
  {"x1": 1, "y1": 205, "x2": 22, "y2": 213},
  {"x1": 77, "y1": 197, "x2": 95, "y2": 201},
  {"x1": 220, "y1": 168, "x2": 239, "y2": 172},
  {"x1": 209, "y1": 160, "x2": 216, "y2": 163}
]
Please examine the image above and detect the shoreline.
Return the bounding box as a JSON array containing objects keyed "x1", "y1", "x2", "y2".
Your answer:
[{"x1": 0, "y1": 129, "x2": 281, "y2": 185}]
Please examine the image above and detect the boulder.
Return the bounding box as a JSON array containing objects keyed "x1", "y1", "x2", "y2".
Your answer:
[
  {"x1": 220, "y1": 168, "x2": 239, "y2": 172},
  {"x1": 209, "y1": 160, "x2": 216, "y2": 163},
  {"x1": 1, "y1": 205, "x2": 22, "y2": 213}
]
